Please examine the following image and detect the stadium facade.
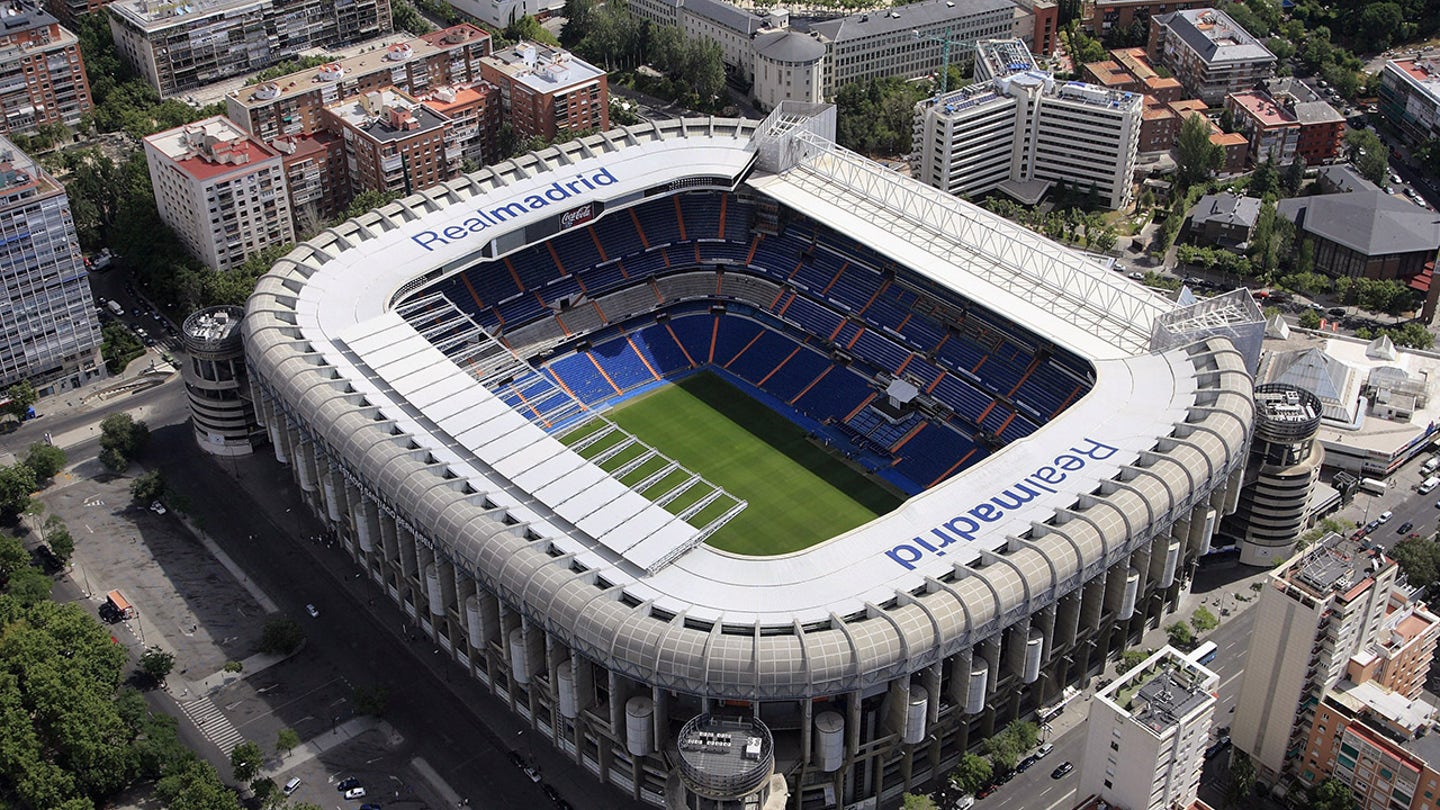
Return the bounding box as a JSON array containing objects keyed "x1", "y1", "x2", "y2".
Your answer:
[{"x1": 244, "y1": 103, "x2": 1256, "y2": 807}]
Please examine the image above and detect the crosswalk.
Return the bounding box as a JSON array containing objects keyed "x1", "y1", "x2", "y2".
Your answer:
[{"x1": 178, "y1": 696, "x2": 247, "y2": 754}]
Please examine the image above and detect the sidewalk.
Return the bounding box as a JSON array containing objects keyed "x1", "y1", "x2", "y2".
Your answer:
[{"x1": 260, "y1": 716, "x2": 404, "y2": 779}]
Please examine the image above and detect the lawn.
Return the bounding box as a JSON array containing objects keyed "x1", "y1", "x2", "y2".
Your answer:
[{"x1": 594, "y1": 372, "x2": 901, "y2": 555}]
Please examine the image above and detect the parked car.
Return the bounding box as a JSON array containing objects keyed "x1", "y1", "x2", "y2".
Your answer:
[
  {"x1": 306, "y1": 603, "x2": 320, "y2": 618},
  {"x1": 338, "y1": 777, "x2": 360, "y2": 792},
  {"x1": 1379, "y1": 510, "x2": 1394, "y2": 523},
  {"x1": 344, "y1": 787, "x2": 367, "y2": 799},
  {"x1": 1035, "y1": 742, "x2": 1054, "y2": 759},
  {"x1": 523, "y1": 764, "x2": 542, "y2": 783},
  {"x1": 1016, "y1": 755, "x2": 1037, "y2": 772}
]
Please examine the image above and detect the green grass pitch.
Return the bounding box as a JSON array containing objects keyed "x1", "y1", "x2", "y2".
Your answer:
[{"x1": 593, "y1": 372, "x2": 902, "y2": 555}]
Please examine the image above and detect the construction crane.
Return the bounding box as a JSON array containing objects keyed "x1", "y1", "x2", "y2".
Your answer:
[{"x1": 913, "y1": 28, "x2": 965, "y2": 97}]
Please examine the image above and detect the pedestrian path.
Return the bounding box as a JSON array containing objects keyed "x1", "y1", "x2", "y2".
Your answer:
[{"x1": 178, "y1": 696, "x2": 247, "y2": 755}]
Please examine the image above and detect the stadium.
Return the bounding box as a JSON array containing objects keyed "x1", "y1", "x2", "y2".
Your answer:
[{"x1": 243, "y1": 103, "x2": 1257, "y2": 809}]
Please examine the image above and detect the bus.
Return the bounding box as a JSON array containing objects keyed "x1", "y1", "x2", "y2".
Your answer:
[{"x1": 1189, "y1": 641, "x2": 1217, "y2": 666}]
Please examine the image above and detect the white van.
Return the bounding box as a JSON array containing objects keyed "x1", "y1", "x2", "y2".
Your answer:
[
  {"x1": 1421, "y1": 476, "x2": 1440, "y2": 495},
  {"x1": 1423, "y1": 457, "x2": 1440, "y2": 475},
  {"x1": 283, "y1": 777, "x2": 301, "y2": 795}
]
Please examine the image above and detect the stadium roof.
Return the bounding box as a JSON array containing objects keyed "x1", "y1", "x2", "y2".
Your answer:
[{"x1": 250, "y1": 107, "x2": 1245, "y2": 625}]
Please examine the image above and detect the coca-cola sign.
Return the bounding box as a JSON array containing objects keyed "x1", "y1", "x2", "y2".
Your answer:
[{"x1": 559, "y1": 203, "x2": 595, "y2": 230}]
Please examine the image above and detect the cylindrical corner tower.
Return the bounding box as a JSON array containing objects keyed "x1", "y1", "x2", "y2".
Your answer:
[
  {"x1": 666, "y1": 713, "x2": 787, "y2": 810},
  {"x1": 181, "y1": 305, "x2": 259, "y2": 456},
  {"x1": 1223, "y1": 383, "x2": 1323, "y2": 567}
]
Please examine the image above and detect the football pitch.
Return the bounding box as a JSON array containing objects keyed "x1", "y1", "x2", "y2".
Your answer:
[{"x1": 591, "y1": 372, "x2": 901, "y2": 555}]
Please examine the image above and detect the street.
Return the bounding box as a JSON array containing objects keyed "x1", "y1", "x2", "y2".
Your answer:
[{"x1": 17, "y1": 374, "x2": 643, "y2": 810}]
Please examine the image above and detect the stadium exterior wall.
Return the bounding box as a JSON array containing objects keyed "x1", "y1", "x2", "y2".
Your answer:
[{"x1": 243, "y1": 118, "x2": 1255, "y2": 807}]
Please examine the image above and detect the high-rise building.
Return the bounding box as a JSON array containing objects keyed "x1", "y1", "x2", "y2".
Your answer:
[
  {"x1": 414, "y1": 82, "x2": 502, "y2": 170},
  {"x1": 0, "y1": 0, "x2": 92, "y2": 136},
  {"x1": 912, "y1": 50, "x2": 1142, "y2": 210},
  {"x1": 1233, "y1": 533, "x2": 1398, "y2": 782},
  {"x1": 108, "y1": 0, "x2": 393, "y2": 96},
  {"x1": 479, "y1": 42, "x2": 608, "y2": 141},
  {"x1": 1081, "y1": 647, "x2": 1218, "y2": 810},
  {"x1": 1225, "y1": 78, "x2": 1345, "y2": 168},
  {"x1": 1148, "y1": 8, "x2": 1276, "y2": 106},
  {"x1": 0, "y1": 134, "x2": 102, "y2": 392},
  {"x1": 143, "y1": 116, "x2": 295, "y2": 271},
  {"x1": 42, "y1": 0, "x2": 110, "y2": 25},
  {"x1": 224, "y1": 24, "x2": 492, "y2": 143},
  {"x1": 271, "y1": 131, "x2": 346, "y2": 234},
  {"x1": 1219, "y1": 383, "x2": 1324, "y2": 567},
  {"x1": 322, "y1": 88, "x2": 452, "y2": 198}
]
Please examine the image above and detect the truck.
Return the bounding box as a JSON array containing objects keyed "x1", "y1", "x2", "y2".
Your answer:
[
  {"x1": 103, "y1": 589, "x2": 136, "y2": 621},
  {"x1": 106, "y1": 300, "x2": 124, "y2": 317},
  {"x1": 1359, "y1": 477, "x2": 1388, "y2": 495}
]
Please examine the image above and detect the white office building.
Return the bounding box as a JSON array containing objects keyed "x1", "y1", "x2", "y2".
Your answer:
[
  {"x1": 143, "y1": 116, "x2": 295, "y2": 272},
  {"x1": 629, "y1": 0, "x2": 1019, "y2": 101},
  {"x1": 1081, "y1": 647, "x2": 1219, "y2": 810},
  {"x1": 913, "y1": 54, "x2": 1142, "y2": 209}
]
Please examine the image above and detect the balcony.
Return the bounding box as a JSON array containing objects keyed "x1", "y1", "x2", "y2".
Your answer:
[{"x1": 380, "y1": 154, "x2": 403, "y2": 173}]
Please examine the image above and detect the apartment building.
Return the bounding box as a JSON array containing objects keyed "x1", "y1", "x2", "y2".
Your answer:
[
  {"x1": 1225, "y1": 77, "x2": 1344, "y2": 166},
  {"x1": 1379, "y1": 57, "x2": 1440, "y2": 148},
  {"x1": 1081, "y1": 647, "x2": 1218, "y2": 810},
  {"x1": 323, "y1": 88, "x2": 451, "y2": 198},
  {"x1": 1148, "y1": 7, "x2": 1275, "y2": 106},
  {"x1": 479, "y1": 42, "x2": 607, "y2": 141},
  {"x1": 913, "y1": 55, "x2": 1142, "y2": 209},
  {"x1": 1084, "y1": 47, "x2": 1183, "y2": 102},
  {"x1": 42, "y1": 0, "x2": 108, "y2": 25},
  {"x1": 415, "y1": 82, "x2": 501, "y2": 169},
  {"x1": 271, "y1": 130, "x2": 345, "y2": 232},
  {"x1": 226, "y1": 24, "x2": 492, "y2": 143},
  {"x1": 0, "y1": 0, "x2": 92, "y2": 136},
  {"x1": 0, "y1": 134, "x2": 102, "y2": 392},
  {"x1": 109, "y1": 0, "x2": 393, "y2": 96},
  {"x1": 1232, "y1": 533, "x2": 1398, "y2": 783},
  {"x1": 143, "y1": 116, "x2": 295, "y2": 271}
]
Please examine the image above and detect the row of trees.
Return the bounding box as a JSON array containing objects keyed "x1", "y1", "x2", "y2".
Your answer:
[{"x1": 835, "y1": 77, "x2": 932, "y2": 156}]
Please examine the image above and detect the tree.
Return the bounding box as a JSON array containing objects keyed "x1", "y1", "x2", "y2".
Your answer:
[
  {"x1": 139, "y1": 646, "x2": 175, "y2": 685},
  {"x1": 0, "y1": 532, "x2": 29, "y2": 582},
  {"x1": 560, "y1": 0, "x2": 594, "y2": 47},
  {"x1": 275, "y1": 727, "x2": 300, "y2": 759},
  {"x1": 389, "y1": 0, "x2": 434, "y2": 34},
  {"x1": 1351, "y1": 3, "x2": 1406, "y2": 53},
  {"x1": 98, "y1": 413, "x2": 150, "y2": 471},
  {"x1": 1310, "y1": 777, "x2": 1359, "y2": 810},
  {"x1": 251, "y1": 776, "x2": 281, "y2": 809},
  {"x1": 1227, "y1": 749, "x2": 1257, "y2": 808},
  {"x1": 23, "y1": 442, "x2": 66, "y2": 483},
  {"x1": 46, "y1": 517, "x2": 75, "y2": 564},
  {"x1": 504, "y1": 14, "x2": 559, "y2": 46},
  {"x1": 353, "y1": 683, "x2": 391, "y2": 717},
  {"x1": 1119, "y1": 648, "x2": 1149, "y2": 672},
  {"x1": 1176, "y1": 113, "x2": 1222, "y2": 189},
  {"x1": 1165, "y1": 621, "x2": 1195, "y2": 648},
  {"x1": 1191, "y1": 606, "x2": 1219, "y2": 632},
  {"x1": 0, "y1": 463, "x2": 37, "y2": 520},
  {"x1": 156, "y1": 757, "x2": 243, "y2": 810},
  {"x1": 259, "y1": 617, "x2": 305, "y2": 655},
  {"x1": 1391, "y1": 537, "x2": 1440, "y2": 588},
  {"x1": 901, "y1": 794, "x2": 938, "y2": 810},
  {"x1": 229, "y1": 740, "x2": 264, "y2": 782},
  {"x1": 2, "y1": 379, "x2": 36, "y2": 419},
  {"x1": 1249, "y1": 153, "x2": 1279, "y2": 198},
  {"x1": 1283, "y1": 156, "x2": 1306, "y2": 197},
  {"x1": 1299, "y1": 308, "x2": 1322, "y2": 329},
  {"x1": 951, "y1": 753, "x2": 992, "y2": 795},
  {"x1": 131, "y1": 470, "x2": 166, "y2": 504},
  {"x1": 1345, "y1": 129, "x2": 1388, "y2": 186},
  {"x1": 8, "y1": 567, "x2": 53, "y2": 604}
]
